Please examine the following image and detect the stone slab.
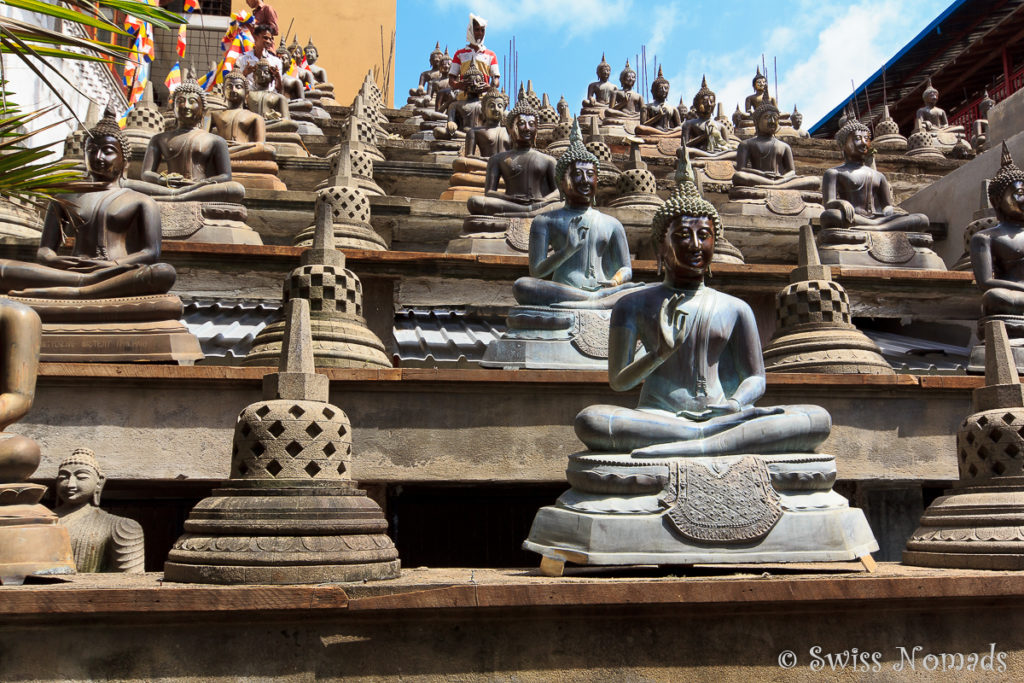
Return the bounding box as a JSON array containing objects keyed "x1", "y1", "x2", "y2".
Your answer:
[{"x1": 4, "y1": 567, "x2": 1024, "y2": 681}]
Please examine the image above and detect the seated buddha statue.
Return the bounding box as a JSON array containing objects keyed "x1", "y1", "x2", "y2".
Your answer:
[
  {"x1": 603, "y1": 60, "x2": 643, "y2": 123},
  {"x1": 512, "y1": 120, "x2": 638, "y2": 307},
  {"x1": 1, "y1": 105, "x2": 177, "y2": 299},
  {"x1": 0, "y1": 106, "x2": 203, "y2": 361},
  {"x1": 916, "y1": 78, "x2": 965, "y2": 151},
  {"x1": 574, "y1": 174, "x2": 830, "y2": 457},
  {"x1": 635, "y1": 67, "x2": 681, "y2": 138},
  {"x1": 466, "y1": 99, "x2": 559, "y2": 218},
  {"x1": 482, "y1": 122, "x2": 641, "y2": 369},
  {"x1": 744, "y1": 67, "x2": 776, "y2": 114},
  {"x1": 304, "y1": 38, "x2": 338, "y2": 104},
  {"x1": 972, "y1": 91, "x2": 996, "y2": 154},
  {"x1": 522, "y1": 168, "x2": 879, "y2": 572},
  {"x1": 246, "y1": 59, "x2": 308, "y2": 156},
  {"x1": 441, "y1": 89, "x2": 510, "y2": 200},
  {"x1": 408, "y1": 42, "x2": 445, "y2": 108},
  {"x1": 128, "y1": 78, "x2": 257, "y2": 245},
  {"x1": 207, "y1": 69, "x2": 286, "y2": 191},
  {"x1": 971, "y1": 143, "x2": 1024, "y2": 319},
  {"x1": 580, "y1": 54, "x2": 618, "y2": 117},
  {"x1": 678, "y1": 77, "x2": 737, "y2": 160},
  {"x1": 432, "y1": 61, "x2": 489, "y2": 140},
  {"x1": 816, "y1": 120, "x2": 941, "y2": 269},
  {"x1": 731, "y1": 102, "x2": 818, "y2": 190},
  {"x1": 55, "y1": 448, "x2": 144, "y2": 573},
  {"x1": 276, "y1": 48, "x2": 327, "y2": 133}
]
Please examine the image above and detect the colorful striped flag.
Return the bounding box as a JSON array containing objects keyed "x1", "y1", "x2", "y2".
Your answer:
[
  {"x1": 176, "y1": 24, "x2": 187, "y2": 58},
  {"x1": 209, "y1": 10, "x2": 254, "y2": 90},
  {"x1": 164, "y1": 60, "x2": 182, "y2": 92},
  {"x1": 184, "y1": 0, "x2": 200, "y2": 12}
]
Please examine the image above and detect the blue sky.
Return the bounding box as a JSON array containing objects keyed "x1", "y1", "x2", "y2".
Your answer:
[{"x1": 395, "y1": 0, "x2": 953, "y2": 128}]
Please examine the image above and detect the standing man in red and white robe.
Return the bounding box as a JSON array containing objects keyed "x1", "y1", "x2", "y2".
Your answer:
[{"x1": 449, "y1": 14, "x2": 500, "y2": 98}]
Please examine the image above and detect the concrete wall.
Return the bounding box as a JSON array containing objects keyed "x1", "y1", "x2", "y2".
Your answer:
[{"x1": 231, "y1": 0, "x2": 397, "y2": 107}]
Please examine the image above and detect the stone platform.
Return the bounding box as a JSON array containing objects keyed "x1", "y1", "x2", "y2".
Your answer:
[
  {"x1": 4, "y1": 566, "x2": 1024, "y2": 681},
  {"x1": 18, "y1": 364, "x2": 981, "y2": 484}
]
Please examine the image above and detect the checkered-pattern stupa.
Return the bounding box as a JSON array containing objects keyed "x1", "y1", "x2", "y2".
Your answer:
[
  {"x1": 763, "y1": 225, "x2": 893, "y2": 374},
  {"x1": 246, "y1": 193, "x2": 391, "y2": 368}
]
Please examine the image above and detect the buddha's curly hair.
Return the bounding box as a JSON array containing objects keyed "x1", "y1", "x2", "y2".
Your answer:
[
  {"x1": 989, "y1": 142, "x2": 1024, "y2": 211},
  {"x1": 692, "y1": 75, "x2": 715, "y2": 109},
  {"x1": 835, "y1": 119, "x2": 870, "y2": 148},
  {"x1": 506, "y1": 98, "x2": 537, "y2": 135},
  {"x1": 753, "y1": 101, "x2": 780, "y2": 121},
  {"x1": 555, "y1": 118, "x2": 599, "y2": 186},
  {"x1": 87, "y1": 102, "x2": 131, "y2": 159},
  {"x1": 173, "y1": 76, "x2": 207, "y2": 109}
]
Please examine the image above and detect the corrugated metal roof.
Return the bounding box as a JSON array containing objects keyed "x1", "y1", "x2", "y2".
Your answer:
[
  {"x1": 864, "y1": 329, "x2": 970, "y2": 373},
  {"x1": 393, "y1": 308, "x2": 504, "y2": 366},
  {"x1": 182, "y1": 298, "x2": 280, "y2": 359}
]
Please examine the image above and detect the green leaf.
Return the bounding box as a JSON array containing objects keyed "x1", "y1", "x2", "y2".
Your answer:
[{"x1": 2, "y1": 0, "x2": 126, "y2": 35}]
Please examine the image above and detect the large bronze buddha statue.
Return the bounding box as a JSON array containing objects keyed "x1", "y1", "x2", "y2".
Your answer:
[
  {"x1": 0, "y1": 105, "x2": 203, "y2": 362},
  {"x1": 678, "y1": 77, "x2": 736, "y2": 160},
  {"x1": 580, "y1": 54, "x2": 617, "y2": 115},
  {"x1": 1, "y1": 106, "x2": 176, "y2": 299},
  {"x1": 602, "y1": 60, "x2": 643, "y2": 123},
  {"x1": 523, "y1": 162, "x2": 877, "y2": 573},
  {"x1": 968, "y1": 144, "x2": 1024, "y2": 373},
  {"x1": 207, "y1": 69, "x2": 286, "y2": 191},
  {"x1": 482, "y1": 120, "x2": 640, "y2": 369},
  {"x1": 635, "y1": 67, "x2": 681, "y2": 138},
  {"x1": 732, "y1": 102, "x2": 817, "y2": 190},
  {"x1": 815, "y1": 120, "x2": 942, "y2": 269},
  {"x1": 915, "y1": 78, "x2": 965, "y2": 152},
  {"x1": 440, "y1": 88, "x2": 510, "y2": 201}
]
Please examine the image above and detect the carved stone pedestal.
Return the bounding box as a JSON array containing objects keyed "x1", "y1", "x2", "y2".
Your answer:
[
  {"x1": 481, "y1": 306, "x2": 612, "y2": 370},
  {"x1": 231, "y1": 159, "x2": 287, "y2": 192},
  {"x1": 447, "y1": 216, "x2": 533, "y2": 256},
  {"x1": 814, "y1": 227, "x2": 946, "y2": 270},
  {"x1": 524, "y1": 452, "x2": 878, "y2": 571},
  {"x1": 158, "y1": 202, "x2": 262, "y2": 245},
  {"x1": 5, "y1": 294, "x2": 203, "y2": 364},
  {"x1": 0, "y1": 483, "x2": 76, "y2": 585}
]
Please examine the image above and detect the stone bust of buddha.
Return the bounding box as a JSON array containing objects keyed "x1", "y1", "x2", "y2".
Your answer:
[{"x1": 55, "y1": 448, "x2": 144, "y2": 573}]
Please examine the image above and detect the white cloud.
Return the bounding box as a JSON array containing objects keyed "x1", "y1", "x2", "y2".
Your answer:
[
  {"x1": 646, "y1": 4, "x2": 681, "y2": 58},
  {"x1": 434, "y1": 0, "x2": 633, "y2": 36}
]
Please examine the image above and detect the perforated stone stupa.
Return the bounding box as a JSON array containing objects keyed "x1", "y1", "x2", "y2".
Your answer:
[{"x1": 165, "y1": 298, "x2": 400, "y2": 584}]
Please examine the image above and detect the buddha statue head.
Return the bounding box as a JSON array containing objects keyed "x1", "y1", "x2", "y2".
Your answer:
[
  {"x1": 753, "y1": 66, "x2": 767, "y2": 96},
  {"x1": 304, "y1": 37, "x2": 319, "y2": 65},
  {"x1": 277, "y1": 46, "x2": 294, "y2": 72},
  {"x1": 923, "y1": 78, "x2": 939, "y2": 107},
  {"x1": 440, "y1": 48, "x2": 452, "y2": 75},
  {"x1": 223, "y1": 68, "x2": 249, "y2": 108},
  {"x1": 481, "y1": 88, "x2": 508, "y2": 125},
  {"x1": 652, "y1": 157, "x2": 723, "y2": 280},
  {"x1": 253, "y1": 57, "x2": 276, "y2": 91},
  {"x1": 506, "y1": 99, "x2": 539, "y2": 147},
  {"x1": 288, "y1": 37, "x2": 303, "y2": 66},
  {"x1": 619, "y1": 60, "x2": 636, "y2": 90},
  {"x1": 555, "y1": 120, "x2": 600, "y2": 205},
  {"x1": 85, "y1": 102, "x2": 130, "y2": 182},
  {"x1": 651, "y1": 66, "x2": 669, "y2": 102},
  {"x1": 692, "y1": 76, "x2": 716, "y2": 118},
  {"x1": 462, "y1": 60, "x2": 489, "y2": 97},
  {"x1": 596, "y1": 53, "x2": 611, "y2": 82},
  {"x1": 172, "y1": 77, "x2": 207, "y2": 129},
  {"x1": 792, "y1": 106, "x2": 804, "y2": 130},
  {"x1": 988, "y1": 143, "x2": 1024, "y2": 223},
  {"x1": 428, "y1": 42, "x2": 443, "y2": 71},
  {"x1": 836, "y1": 119, "x2": 871, "y2": 162},
  {"x1": 56, "y1": 447, "x2": 105, "y2": 510},
  {"x1": 754, "y1": 101, "x2": 781, "y2": 137}
]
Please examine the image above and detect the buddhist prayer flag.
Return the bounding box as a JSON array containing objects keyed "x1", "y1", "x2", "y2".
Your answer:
[
  {"x1": 121, "y1": 0, "x2": 158, "y2": 109},
  {"x1": 176, "y1": 23, "x2": 187, "y2": 58},
  {"x1": 184, "y1": 0, "x2": 200, "y2": 13},
  {"x1": 164, "y1": 60, "x2": 182, "y2": 93},
  {"x1": 209, "y1": 10, "x2": 254, "y2": 90}
]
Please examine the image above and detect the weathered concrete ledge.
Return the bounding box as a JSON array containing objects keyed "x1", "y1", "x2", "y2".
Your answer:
[
  {"x1": 3, "y1": 565, "x2": 1024, "y2": 681},
  {"x1": 22, "y1": 365, "x2": 973, "y2": 483}
]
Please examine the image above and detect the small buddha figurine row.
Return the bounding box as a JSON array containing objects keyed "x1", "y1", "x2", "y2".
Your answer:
[{"x1": 580, "y1": 55, "x2": 643, "y2": 125}]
